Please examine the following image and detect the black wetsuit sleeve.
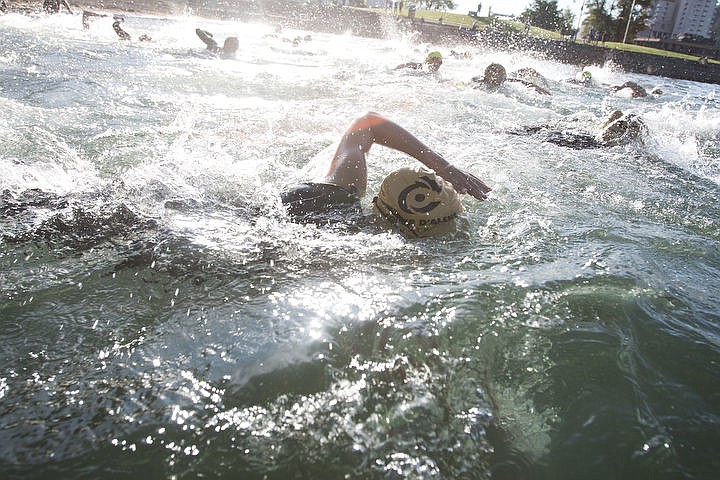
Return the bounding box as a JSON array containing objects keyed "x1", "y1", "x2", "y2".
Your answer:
[
  {"x1": 280, "y1": 183, "x2": 361, "y2": 223},
  {"x1": 508, "y1": 126, "x2": 601, "y2": 149},
  {"x1": 195, "y1": 29, "x2": 219, "y2": 51},
  {"x1": 113, "y1": 21, "x2": 131, "y2": 41},
  {"x1": 507, "y1": 78, "x2": 551, "y2": 95}
]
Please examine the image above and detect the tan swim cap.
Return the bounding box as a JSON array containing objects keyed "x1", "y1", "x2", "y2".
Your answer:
[
  {"x1": 598, "y1": 110, "x2": 645, "y2": 146},
  {"x1": 483, "y1": 63, "x2": 507, "y2": 86},
  {"x1": 373, "y1": 166, "x2": 462, "y2": 238}
]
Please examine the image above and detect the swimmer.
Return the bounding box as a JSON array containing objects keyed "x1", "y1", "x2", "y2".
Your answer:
[
  {"x1": 609, "y1": 81, "x2": 647, "y2": 98},
  {"x1": 510, "y1": 110, "x2": 646, "y2": 149},
  {"x1": 0, "y1": 0, "x2": 7, "y2": 14},
  {"x1": 280, "y1": 112, "x2": 491, "y2": 237},
  {"x1": 112, "y1": 16, "x2": 133, "y2": 41},
  {"x1": 509, "y1": 67, "x2": 549, "y2": 89},
  {"x1": 450, "y1": 50, "x2": 472, "y2": 59},
  {"x1": 112, "y1": 16, "x2": 152, "y2": 42},
  {"x1": 395, "y1": 51, "x2": 443, "y2": 73},
  {"x1": 82, "y1": 10, "x2": 107, "y2": 30},
  {"x1": 282, "y1": 35, "x2": 312, "y2": 46},
  {"x1": 472, "y1": 63, "x2": 551, "y2": 95},
  {"x1": 195, "y1": 28, "x2": 239, "y2": 58},
  {"x1": 112, "y1": 17, "x2": 131, "y2": 41},
  {"x1": 597, "y1": 110, "x2": 646, "y2": 146},
  {"x1": 43, "y1": 0, "x2": 72, "y2": 14},
  {"x1": 566, "y1": 68, "x2": 595, "y2": 86}
]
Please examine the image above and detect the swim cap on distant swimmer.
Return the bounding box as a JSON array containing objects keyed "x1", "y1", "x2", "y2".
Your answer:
[
  {"x1": 426, "y1": 51, "x2": 443, "y2": 62},
  {"x1": 425, "y1": 51, "x2": 443, "y2": 71},
  {"x1": 597, "y1": 110, "x2": 645, "y2": 146},
  {"x1": 373, "y1": 166, "x2": 462, "y2": 238},
  {"x1": 474, "y1": 63, "x2": 506, "y2": 87}
]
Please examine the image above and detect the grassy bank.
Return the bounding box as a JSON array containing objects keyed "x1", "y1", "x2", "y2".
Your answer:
[{"x1": 365, "y1": 7, "x2": 717, "y2": 65}]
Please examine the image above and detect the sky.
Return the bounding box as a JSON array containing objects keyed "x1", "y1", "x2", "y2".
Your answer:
[{"x1": 451, "y1": 0, "x2": 584, "y2": 18}]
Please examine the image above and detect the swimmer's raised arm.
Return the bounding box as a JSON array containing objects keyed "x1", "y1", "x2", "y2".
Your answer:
[
  {"x1": 324, "y1": 112, "x2": 491, "y2": 200},
  {"x1": 61, "y1": 0, "x2": 73, "y2": 14},
  {"x1": 195, "y1": 28, "x2": 219, "y2": 51}
]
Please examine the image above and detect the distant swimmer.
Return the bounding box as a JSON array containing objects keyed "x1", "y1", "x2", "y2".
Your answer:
[
  {"x1": 597, "y1": 110, "x2": 647, "y2": 146},
  {"x1": 280, "y1": 112, "x2": 491, "y2": 237},
  {"x1": 450, "y1": 50, "x2": 472, "y2": 59},
  {"x1": 395, "y1": 51, "x2": 443, "y2": 73},
  {"x1": 609, "y1": 81, "x2": 647, "y2": 98},
  {"x1": 509, "y1": 67, "x2": 550, "y2": 90},
  {"x1": 195, "y1": 28, "x2": 239, "y2": 58},
  {"x1": 82, "y1": 10, "x2": 107, "y2": 30},
  {"x1": 112, "y1": 16, "x2": 131, "y2": 41},
  {"x1": 112, "y1": 16, "x2": 152, "y2": 42},
  {"x1": 43, "y1": 0, "x2": 72, "y2": 14},
  {"x1": 509, "y1": 110, "x2": 647, "y2": 149},
  {"x1": 565, "y1": 68, "x2": 595, "y2": 86},
  {"x1": 471, "y1": 63, "x2": 551, "y2": 95},
  {"x1": 282, "y1": 34, "x2": 312, "y2": 46}
]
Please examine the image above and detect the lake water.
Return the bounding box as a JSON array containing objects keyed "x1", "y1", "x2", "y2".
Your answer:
[{"x1": 1, "y1": 8, "x2": 719, "y2": 480}]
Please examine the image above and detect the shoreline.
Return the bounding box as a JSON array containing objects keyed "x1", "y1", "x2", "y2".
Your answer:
[{"x1": 7, "y1": 1, "x2": 720, "y2": 85}]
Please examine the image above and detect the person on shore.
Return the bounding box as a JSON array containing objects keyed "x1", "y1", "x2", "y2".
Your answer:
[
  {"x1": 195, "y1": 28, "x2": 239, "y2": 58},
  {"x1": 82, "y1": 10, "x2": 107, "y2": 30},
  {"x1": 280, "y1": 112, "x2": 491, "y2": 237},
  {"x1": 395, "y1": 51, "x2": 443, "y2": 73},
  {"x1": 509, "y1": 110, "x2": 647, "y2": 149},
  {"x1": 472, "y1": 63, "x2": 551, "y2": 95},
  {"x1": 43, "y1": 0, "x2": 72, "y2": 14}
]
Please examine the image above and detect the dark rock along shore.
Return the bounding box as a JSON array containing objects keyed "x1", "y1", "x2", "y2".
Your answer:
[{"x1": 58, "y1": 0, "x2": 720, "y2": 85}]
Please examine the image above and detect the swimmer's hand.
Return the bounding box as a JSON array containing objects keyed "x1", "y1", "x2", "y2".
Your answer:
[{"x1": 438, "y1": 164, "x2": 491, "y2": 200}]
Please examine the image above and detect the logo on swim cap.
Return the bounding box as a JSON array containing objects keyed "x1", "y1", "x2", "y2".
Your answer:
[
  {"x1": 397, "y1": 175, "x2": 442, "y2": 214},
  {"x1": 374, "y1": 166, "x2": 462, "y2": 238}
]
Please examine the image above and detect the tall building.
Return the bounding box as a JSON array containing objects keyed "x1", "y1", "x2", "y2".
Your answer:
[{"x1": 648, "y1": 0, "x2": 718, "y2": 39}]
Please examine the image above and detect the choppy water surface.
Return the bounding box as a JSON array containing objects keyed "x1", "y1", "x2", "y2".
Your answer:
[{"x1": 1, "y1": 9, "x2": 719, "y2": 480}]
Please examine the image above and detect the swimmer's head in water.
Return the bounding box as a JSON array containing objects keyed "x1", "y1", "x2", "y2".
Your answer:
[
  {"x1": 483, "y1": 63, "x2": 507, "y2": 87},
  {"x1": 598, "y1": 110, "x2": 646, "y2": 146},
  {"x1": 373, "y1": 166, "x2": 462, "y2": 238},
  {"x1": 223, "y1": 37, "x2": 239, "y2": 54},
  {"x1": 582, "y1": 70, "x2": 592, "y2": 80},
  {"x1": 425, "y1": 51, "x2": 443, "y2": 72}
]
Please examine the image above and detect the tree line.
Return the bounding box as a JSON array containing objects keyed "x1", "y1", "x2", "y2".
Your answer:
[{"x1": 519, "y1": 0, "x2": 653, "y2": 42}]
